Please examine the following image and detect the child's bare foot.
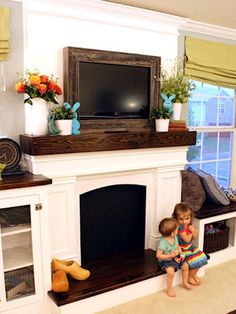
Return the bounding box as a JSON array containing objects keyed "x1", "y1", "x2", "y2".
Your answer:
[
  {"x1": 167, "y1": 289, "x2": 176, "y2": 297},
  {"x1": 188, "y1": 277, "x2": 198, "y2": 285},
  {"x1": 183, "y1": 282, "x2": 192, "y2": 290},
  {"x1": 193, "y1": 275, "x2": 201, "y2": 285}
]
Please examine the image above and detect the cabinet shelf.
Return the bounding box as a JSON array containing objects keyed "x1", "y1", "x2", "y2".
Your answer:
[
  {"x1": 3, "y1": 246, "x2": 33, "y2": 272},
  {"x1": 194, "y1": 210, "x2": 236, "y2": 267},
  {"x1": 1, "y1": 225, "x2": 31, "y2": 237}
]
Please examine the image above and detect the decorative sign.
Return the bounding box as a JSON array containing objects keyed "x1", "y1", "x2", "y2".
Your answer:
[{"x1": 0, "y1": 138, "x2": 24, "y2": 176}]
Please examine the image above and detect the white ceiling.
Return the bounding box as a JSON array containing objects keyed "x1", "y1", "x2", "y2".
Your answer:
[{"x1": 103, "y1": 0, "x2": 236, "y2": 30}]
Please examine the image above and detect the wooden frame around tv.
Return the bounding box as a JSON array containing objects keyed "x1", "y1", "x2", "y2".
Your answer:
[{"x1": 63, "y1": 47, "x2": 161, "y2": 133}]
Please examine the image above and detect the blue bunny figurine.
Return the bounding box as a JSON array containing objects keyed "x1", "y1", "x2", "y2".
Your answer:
[
  {"x1": 161, "y1": 93, "x2": 176, "y2": 110},
  {"x1": 64, "y1": 102, "x2": 81, "y2": 135}
]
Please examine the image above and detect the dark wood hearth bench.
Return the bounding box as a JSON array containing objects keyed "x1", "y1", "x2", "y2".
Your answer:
[
  {"x1": 48, "y1": 249, "x2": 163, "y2": 307},
  {"x1": 48, "y1": 202, "x2": 236, "y2": 309}
]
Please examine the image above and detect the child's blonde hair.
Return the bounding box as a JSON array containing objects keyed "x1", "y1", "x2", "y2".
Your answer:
[
  {"x1": 172, "y1": 202, "x2": 194, "y2": 220},
  {"x1": 159, "y1": 217, "x2": 179, "y2": 237}
]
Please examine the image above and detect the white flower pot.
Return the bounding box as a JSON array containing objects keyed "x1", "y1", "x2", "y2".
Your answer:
[
  {"x1": 173, "y1": 102, "x2": 182, "y2": 120},
  {"x1": 55, "y1": 119, "x2": 72, "y2": 135},
  {"x1": 155, "y1": 119, "x2": 169, "y2": 132},
  {"x1": 26, "y1": 98, "x2": 49, "y2": 136}
]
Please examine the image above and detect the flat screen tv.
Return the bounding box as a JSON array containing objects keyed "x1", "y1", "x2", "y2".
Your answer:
[
  {"x1": 63, "y1": 47, "x2": 161, "y2": 130},
  {"x1": 79, "y1": 61, "x2": 150, "y2": 119}
]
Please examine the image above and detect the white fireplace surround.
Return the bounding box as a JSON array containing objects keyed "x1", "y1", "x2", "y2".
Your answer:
[
  {"x1": 24, "y1": 146, "x2": 187, "y2": 257},
  {"x1": 24, "y1": 146, "x2": 188, "y2": 313}
]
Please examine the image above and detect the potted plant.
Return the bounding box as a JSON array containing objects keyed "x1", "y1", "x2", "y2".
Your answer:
[
  {"x1": 151, "y1": 105, "x2": 173, "y2": 132},
  {"x1": 160, "y1": 65, "x2": 196, "y2": 120},
  {"x1": 49, "y1": 105, "x2": 76, "y2": 135}
]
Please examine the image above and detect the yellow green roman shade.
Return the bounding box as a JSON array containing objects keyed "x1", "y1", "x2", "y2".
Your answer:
[
  {"x1": 185, "y1": 36, "x2": 236, "y2": 89},
  {"x1": 0, "y1": 7, "x2": 10, "y2": 61}
]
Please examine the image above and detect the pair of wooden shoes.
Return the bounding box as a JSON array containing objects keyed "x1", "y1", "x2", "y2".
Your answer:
[{"x1": 51, "y1": 258, "x2": 91, "y2": 293}]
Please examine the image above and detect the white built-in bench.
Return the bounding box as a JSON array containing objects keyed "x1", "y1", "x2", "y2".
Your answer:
[{"x1": 193, "y1": 202, "x2": 236, "y2": 267}]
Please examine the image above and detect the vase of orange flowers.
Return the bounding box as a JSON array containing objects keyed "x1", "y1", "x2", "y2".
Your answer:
[{"x1": 15, "y1": 70, "x2": 62, "y2": 136}]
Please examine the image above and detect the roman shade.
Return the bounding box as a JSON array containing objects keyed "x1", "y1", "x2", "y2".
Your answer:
[
  {"x1": 0, "y1": 7, "x2": 10, "y2": 61},
  {"x1": 185, "y1": 36, "x2": 236, "y2": 89}
]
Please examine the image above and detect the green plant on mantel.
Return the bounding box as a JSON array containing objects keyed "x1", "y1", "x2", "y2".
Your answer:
[
  {"x1": 49, "y1": 105, "x2": 76, "y2": 120},
  {"x1": 160, "y1": 62, "x2": 196, "y2": 104},
  {"x1": 151, "y1": 105, "x2": 173, "y2": 120}
]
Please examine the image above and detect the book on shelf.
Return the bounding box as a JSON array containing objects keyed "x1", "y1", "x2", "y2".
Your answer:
[
  {"x1": 169, "y1": 120, "x2": 186, "y2": 126},
  {"x1": 169, "y1": 120, "x2": 187, "y2": 131},
  {"x1": 170, "y1": 120, "x2": 186, "y2": 124},
  {"x1": 169, "y1": 128, "x2": 188, "y2": 132}
]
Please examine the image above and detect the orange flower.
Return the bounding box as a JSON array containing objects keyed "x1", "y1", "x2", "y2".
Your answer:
[
  {"x1": 48, "y1": 80, "x2": 57, "y2": 92},
  {"x1": 37, "y1": 84, "x2": 47, "y2": 95},
  {"x1": 40, "y1": 75, "x2": 48, "y2": 84},
  {"x1": 29, "y1": 74, "x2": 41, "y2": 86},
  {"x1": 15, "y1": 81, "x2": 26, "y2": 93},
  {"x1": 16, "y1": 70, "x2": 63, "y2": 104},
  {"x1": 56, "y1": 85, "x2": 62, "y2": 95}
]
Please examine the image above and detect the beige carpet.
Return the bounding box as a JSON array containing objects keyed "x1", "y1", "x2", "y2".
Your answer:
[{"x1": 98, "y1": 259, "x2": 236, "y2": 314}]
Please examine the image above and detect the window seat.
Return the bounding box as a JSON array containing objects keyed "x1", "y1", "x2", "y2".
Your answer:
[{"x1": 195, "y1": 201, "x2": 236, "y2": 219}]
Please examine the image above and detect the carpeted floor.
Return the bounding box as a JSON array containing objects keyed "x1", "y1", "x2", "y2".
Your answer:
[{"x1": 98, "y1": 259, "x2": 236, "y2": 314}]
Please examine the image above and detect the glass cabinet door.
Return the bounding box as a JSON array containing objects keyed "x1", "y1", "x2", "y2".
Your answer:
[
  {"x1": 0, "y1": 204, "x2": 35, "y2": 301},
  {"x1": 0, "y1": 195, "x2": 42, "y2": 308}
]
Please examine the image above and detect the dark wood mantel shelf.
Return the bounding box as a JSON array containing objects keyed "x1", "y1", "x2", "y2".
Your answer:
[{"x1": 20, "y1": 130, "x2": 196, "y2": 156}]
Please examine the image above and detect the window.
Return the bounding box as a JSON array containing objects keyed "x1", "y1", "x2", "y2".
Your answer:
[
  {"x1": 187, "y1": 81, "x2": 235, "y2": 187},
  {"x1": 218, "y1": 103, "x2": 225, "y2": 114}
]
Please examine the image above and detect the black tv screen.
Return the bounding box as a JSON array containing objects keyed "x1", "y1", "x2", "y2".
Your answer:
[{"x1": 79, "y1": 62, "x2": 150, "y2": 119}]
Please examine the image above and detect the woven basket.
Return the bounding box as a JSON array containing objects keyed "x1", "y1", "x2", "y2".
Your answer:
[
  {"x1": 0, "y1": 206, "x2": 30, "y2": 227},
  {"x1": 203, "y1": 226, "x2": 229, "y2": 254},
  {"x1": 5, "y1": 266, "x2": 35, "y2": 300}
]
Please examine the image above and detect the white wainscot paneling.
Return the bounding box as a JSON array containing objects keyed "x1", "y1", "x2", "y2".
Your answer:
[
  {"x1": 156, "y1": 168, "x2": 182, "y2": 222},
  {"x1": 48, "y1": 182, "x2": 78, "y2": 260}
]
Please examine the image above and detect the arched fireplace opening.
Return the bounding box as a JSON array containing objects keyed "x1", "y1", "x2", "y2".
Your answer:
[{"x1": 80, "y1": 184, "x2": 146, "y2": 264}]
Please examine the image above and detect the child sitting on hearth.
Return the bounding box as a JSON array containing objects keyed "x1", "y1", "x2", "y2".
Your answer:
[
  {"x1": 156, "y1": 217, "x2": 192, "y2": 297},
  {"x1": 172, "y1": 202, "x2": 208, "y2": 285}
]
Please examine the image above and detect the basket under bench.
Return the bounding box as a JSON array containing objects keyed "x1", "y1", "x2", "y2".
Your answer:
[{"x1": 193, "y1": 202, "x2": 236, "y2": 267}]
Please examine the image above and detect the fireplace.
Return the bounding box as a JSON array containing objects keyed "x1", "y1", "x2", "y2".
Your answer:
[
  {"x1": 23, "y1": 144, "x2": 191, "y2": 312},
  {"x1": 80, "y1": 184, "x2": 146, "y2": 264}
]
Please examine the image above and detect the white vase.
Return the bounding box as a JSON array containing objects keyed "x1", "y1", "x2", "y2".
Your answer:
[
  {"x1": 55, "y1": 120, "x2": 72, "y2": 135},
  {"x1": 173, "y1": 102, "x2": 182, "y2": 120},
  {"x1": 27, "y1": 98, "x2": 49, "y2": 136},
  {"x1": 155, "y1": 119, "x2": 169, "y2": 132}
]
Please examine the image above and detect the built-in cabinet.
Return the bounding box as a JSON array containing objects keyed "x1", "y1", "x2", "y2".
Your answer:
[
  {"x1": 0, "y1": 173, "x2": 52, "y2": 314},
  {"x1": 193, "y1": 211, "x2": 236, "y2": 267}
]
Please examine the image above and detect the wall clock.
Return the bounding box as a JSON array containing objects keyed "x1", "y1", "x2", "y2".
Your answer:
[{"x1": 0, "y1": 138, "x2": 24, "y2": 176}]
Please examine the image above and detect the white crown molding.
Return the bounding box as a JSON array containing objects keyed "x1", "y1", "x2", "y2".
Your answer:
[
  {"x1": 182, "y1": 19, "x2": 236, "y2": 41},
  {"x1": 26, "y1": 0, "x2": 188, "y2": 35},
  {"x1": 26, "y1": 0, "x2": 236, "y2": 40}
]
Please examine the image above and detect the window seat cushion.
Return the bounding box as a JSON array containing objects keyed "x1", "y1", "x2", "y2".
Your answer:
[
  {"x1": 196, "y1": 169, "x2": 230, "y2": 206},
  {"x1": 181, "y1": 169, "x2": 206, "y2": 212}
]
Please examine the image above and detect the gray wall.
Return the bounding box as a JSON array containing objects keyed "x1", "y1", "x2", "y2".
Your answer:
[{"x1": 0, "y1": 0, "x2": 24, "y2": 143}]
